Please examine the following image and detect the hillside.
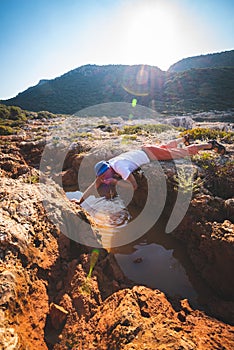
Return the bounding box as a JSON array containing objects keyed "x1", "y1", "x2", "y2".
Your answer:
[
  {"x1": 1, "y1": 65, "x2": 165, "y2": 115},
  {"x1": 1, "y1": 50, "x2": 234, "y2": 115},
  {"x1": 164, "y1": 67, "x2": 234, "y2": 111},
  {"x1": 168, "y1": 49, "x2": 234, "y2": 72}
]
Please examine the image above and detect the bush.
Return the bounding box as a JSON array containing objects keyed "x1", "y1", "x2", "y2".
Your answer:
[
  {"x1": 37, "y1": 111, "x2": 56, "y2": 119},
  {"x1": 118, "y1": 123, "x2": 174, "y2": 135},
  {"x1": 0, "y1": 104, "x2": 10, "y2": 119},
  {"x1": 0, "y1": 104, "x2": 28, "y2": 134},
  {"x1": 118, "y1": 125, "x2": 142, "y2": 135},
  {"x1": 0, "y1": 125, "x2": 15, "y2": 135},
  {"x1": 180, "y1": 127, "x2": 234, "y2": 143},
  {"x1": 121, "y1": 134, "x2": 138, "y2": 142},
  {"x1": 10, "y1": 106, "x2": 22, "y2": 119}
]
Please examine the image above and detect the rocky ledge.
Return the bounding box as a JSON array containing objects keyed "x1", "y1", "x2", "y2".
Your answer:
[{"x1": 0, "y1": 121, "x2": 234, "y2": 349}]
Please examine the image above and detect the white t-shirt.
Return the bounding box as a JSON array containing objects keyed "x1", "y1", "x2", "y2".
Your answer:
[{"x1": 108, "y1": 150, "x2": 150, "y2": 180}]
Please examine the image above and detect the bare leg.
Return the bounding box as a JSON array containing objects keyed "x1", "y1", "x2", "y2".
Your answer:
[
  {"x1": 154, "y1": 136, "x2": 187, "y2": 149},
  {"x1": 163, "y1": 136, "x2": 192, "y2": 148},
  {"x1": 142, "y1": 142, "x2": 213, "y2": 161},
  {"x1": 192, "y1": 143, "x2": 212, "y2": 151},
  {"x1": 176, "y1": 136, "x2": 187, "y2": 145}
]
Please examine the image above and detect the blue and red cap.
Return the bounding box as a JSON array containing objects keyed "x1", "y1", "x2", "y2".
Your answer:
[{"x1": 94, "y1": 161, "x2": 110, "y2": 177}]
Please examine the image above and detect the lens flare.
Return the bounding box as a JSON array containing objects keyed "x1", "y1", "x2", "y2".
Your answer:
[
  {"x1": 122, "y1": 65, "x2": 150, "y2": 96},
  {"x1": 132, "y1": 98, "x2": 137, "y2": 107}
]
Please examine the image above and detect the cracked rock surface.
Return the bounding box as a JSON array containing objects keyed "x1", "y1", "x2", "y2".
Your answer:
[{"x1": 0, "y1": 120, "x2": 234, "y2": 349}]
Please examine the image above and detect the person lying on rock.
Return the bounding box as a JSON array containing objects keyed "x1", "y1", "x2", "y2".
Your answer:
[{"x1": 76, "y1": 137, "x2": 226, "y2": 205}]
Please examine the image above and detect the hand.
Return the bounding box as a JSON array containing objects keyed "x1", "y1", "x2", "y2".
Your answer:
[{"x1": 70, "y1": 198, "x2": 82, "y2": 205}]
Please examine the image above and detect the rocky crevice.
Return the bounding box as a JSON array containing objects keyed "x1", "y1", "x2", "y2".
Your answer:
[{"x1": 0, "y1": 132, "x2": 234, "y2": 349}]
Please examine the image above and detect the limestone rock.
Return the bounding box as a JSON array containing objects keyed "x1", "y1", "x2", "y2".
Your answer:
[
  {"x1": 0, "y1": 121, "x2": 234, "y2": 349},
  {"x1": 55, "y1": 286, "x2": 234, "y2": 350}
]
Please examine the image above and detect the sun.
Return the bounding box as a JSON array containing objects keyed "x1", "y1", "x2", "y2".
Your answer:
[{"x1": 121, "y1": 1, "x2": 178, "y2": 69}]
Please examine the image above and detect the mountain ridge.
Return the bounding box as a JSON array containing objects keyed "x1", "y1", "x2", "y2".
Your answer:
[
  {"x1": 1, "y1": 50, "x2": 234, "y2": 115},
  {"x1": 168, "y1": 49, "x2": 234, "y2": 72}
]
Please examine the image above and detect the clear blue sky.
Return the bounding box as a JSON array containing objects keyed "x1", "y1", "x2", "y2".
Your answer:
[{"x1": 0, "y1": 0, "x2": 233, "y2": 99}]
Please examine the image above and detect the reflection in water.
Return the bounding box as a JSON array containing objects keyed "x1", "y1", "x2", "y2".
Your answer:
[
  {"x1": 112, "y1": 225, "x2": 215, "y2": 309},
  {"x1": 81, "y1": 196, "x2": 130, "y2": 228},
  {"x1": 66, "y1": 191, "x2": 214, "y2": 309},
  {"x1": 66, "y1": 191, "x2": 131, "y2": 247},
  {"x1": 115, "y1": 243, "x2": 197, "y2": 301}
]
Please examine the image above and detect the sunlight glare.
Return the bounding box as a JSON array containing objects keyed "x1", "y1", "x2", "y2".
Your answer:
[{"x1": 122, "y1": 1, "x2": 178, "y2": 69}]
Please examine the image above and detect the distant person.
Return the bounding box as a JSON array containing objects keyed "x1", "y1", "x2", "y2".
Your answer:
[{"x1": 76, "y1": 136, "x2": 226, "y2": 204}]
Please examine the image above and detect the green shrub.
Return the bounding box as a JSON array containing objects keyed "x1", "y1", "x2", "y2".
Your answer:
[
  {"x1": 10, "y1": 120, "x2": 25, "y2": 127},
  {"x1": 192, "y1": 151, "x2": 218, "y2": 170},
  {"x1": 0, "y1": 104, "x2": 10, "y2": 118},
  {"x1": 10, "y1": 106, "x2": 26, "y2": 120},
  {"x1": 118, "y1": 123, "x2": 174, "y2": 135},
  {"x1": 192, "y1": 152, "x2": 234, "y2": 180},
  {"x1": 0, "y1": 125, "x2": 15, "y2": 135},
  {"x1": 214, "y1": 160, "x2": 234, "y2": 178},
  {"x1": 121, "y1": 134, "x2": 138, "y2": 142},
  {"x1": 180, "y1": 128, "x2": 234, "y2": 143},
  {"x1": 26, "y1": 174, "x2": 39, "y2": 184},
  {"x1": 118, "y1": 125, "x2": 142, "y2": 135},
  {"x1": 37, "y1": 111, "x2": 56, "y2": 119}
]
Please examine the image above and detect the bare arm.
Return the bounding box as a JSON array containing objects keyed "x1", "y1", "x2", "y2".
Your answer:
[
  {"x1": 79, "y1": 173, "x2": 137, "y2": 204},
  {"x1": 79, "y1": 178, "x2": 102, "y2": 204},
  {"x1": 124, "y1": 173, "x2": 138, "y2": 190}
]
